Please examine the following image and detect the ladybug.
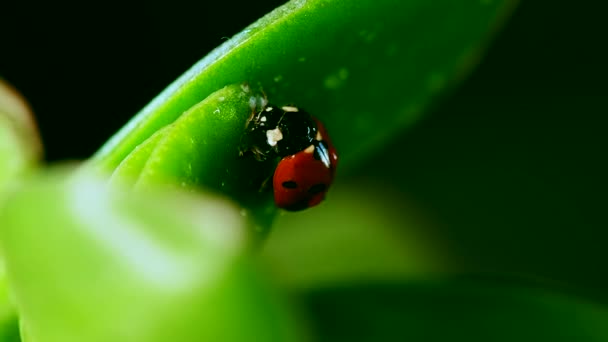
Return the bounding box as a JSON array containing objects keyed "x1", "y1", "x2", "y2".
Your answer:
[
  {"x1": 272, "y1": 117, "x2": 338, "y2": 211},
  {"x1": 241, "y1": 104, "x2": 338, "y2": 211}
]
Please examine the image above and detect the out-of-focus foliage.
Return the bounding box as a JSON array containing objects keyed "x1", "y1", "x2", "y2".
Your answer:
[
  {"x1": 0, "y1": 169, "x2": 304, "y2": 342},
  {"x1": 0, "y1": 80, "x2": 41, "y2": 194},
  {"x1": 0, "y1": 80, "x2": 41, "y2": 342},
  {"x1": 304, "y1": 280, "x2": 608, "y2": 341},
  {"x1": 262, "y1": 179, "x2": 451, "y2": 290}
]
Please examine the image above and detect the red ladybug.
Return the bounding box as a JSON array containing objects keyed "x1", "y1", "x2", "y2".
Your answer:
[
  {"x1": 272, "y1": 118, "x2": 338, "y2": 211},
  {"x1": 240, "y1": 104, "x2": 338, "y2": 211}
]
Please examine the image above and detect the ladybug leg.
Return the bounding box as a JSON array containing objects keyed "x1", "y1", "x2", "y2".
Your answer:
[
  {"x1": 257, "y1": 84, "x2": 268, "y2": 107},
  {"x1": 240, "y1": 97, "x2": 267, "y2": 160},
  {"x1": 247, "y1": 85, "x2": 268, "y2": 114},
  {"x1": 244, "y1": 104, "x2": 258, "y2": 129},
  {"x1": 259, "y1": 173, "x2": 273, "y2": 192},
  {"x1": 238, "y1": 143, "x2": 267, "y2": 161}
]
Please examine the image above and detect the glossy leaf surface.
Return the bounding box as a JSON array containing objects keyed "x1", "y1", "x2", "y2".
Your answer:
[{"x1": 92, "y1": 0, "x2": 516, "y2": 173}]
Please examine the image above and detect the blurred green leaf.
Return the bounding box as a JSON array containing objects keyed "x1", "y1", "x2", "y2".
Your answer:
[
  {"x1": 0, "y1": 169, "x2": 304, "y2": 342},
  {"x1": 0, "y1": 80, "x2": 42, "y2": 194},
  {"x1": 0, "y1": 267, "x2": 19, "y2": 342},
  {"x1": 0, "y1": 117, "x2": 26, "y2": 192},
  {"x1": 261, "y1": 179, "x2": 451, "y2": 290},
  {"x1": 91, "y1": 0, "x2": 517, "y2": 173},
  {"x1": 0, "y1": 79, "x2": 41, "y2": 342},
  {"x1": 304, "y1": 280, "x2": 608, "y2": 341}
]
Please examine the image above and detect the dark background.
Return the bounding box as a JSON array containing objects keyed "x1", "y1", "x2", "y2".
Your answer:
[{"x1": 2, "y1": 1, "x2": 607, "y2": 298}]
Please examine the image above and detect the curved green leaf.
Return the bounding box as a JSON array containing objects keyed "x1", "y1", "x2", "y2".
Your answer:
[
  {"x1": 0, "y1": 169, "x2": 304, "y2": 342},
  {"x1": 108, "y1": 84, "x2": 277, "y2": 236},
  {"x1": 91, "y1": 0, "x2": 517, "y2": 173}
]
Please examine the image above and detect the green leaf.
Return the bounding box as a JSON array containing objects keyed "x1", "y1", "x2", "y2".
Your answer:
[
  {"x1": 0, "y1": 169, "x2": 304, "y2": 342},
  {"x1": 91, "y1": 0, "x2": 516, "y2": 173},
  {"x1": 304, "y1": 280, "x2": 608, "y2": 341},
  {"x1": 108, "y1": 84, "x2": 277, "y2": 236}
]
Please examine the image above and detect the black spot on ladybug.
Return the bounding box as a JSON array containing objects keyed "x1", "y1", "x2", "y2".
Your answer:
[
  {"x1": 282, "y1": 181, "x2": 298, "y2": 189},
  {"x1": 308, "y1": 183, "x2": 327, "y2": 194}
]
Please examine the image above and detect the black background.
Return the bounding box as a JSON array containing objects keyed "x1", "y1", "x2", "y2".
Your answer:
[{"x1": 1, "y1": 1, "x2": 604, "y2": 160}]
